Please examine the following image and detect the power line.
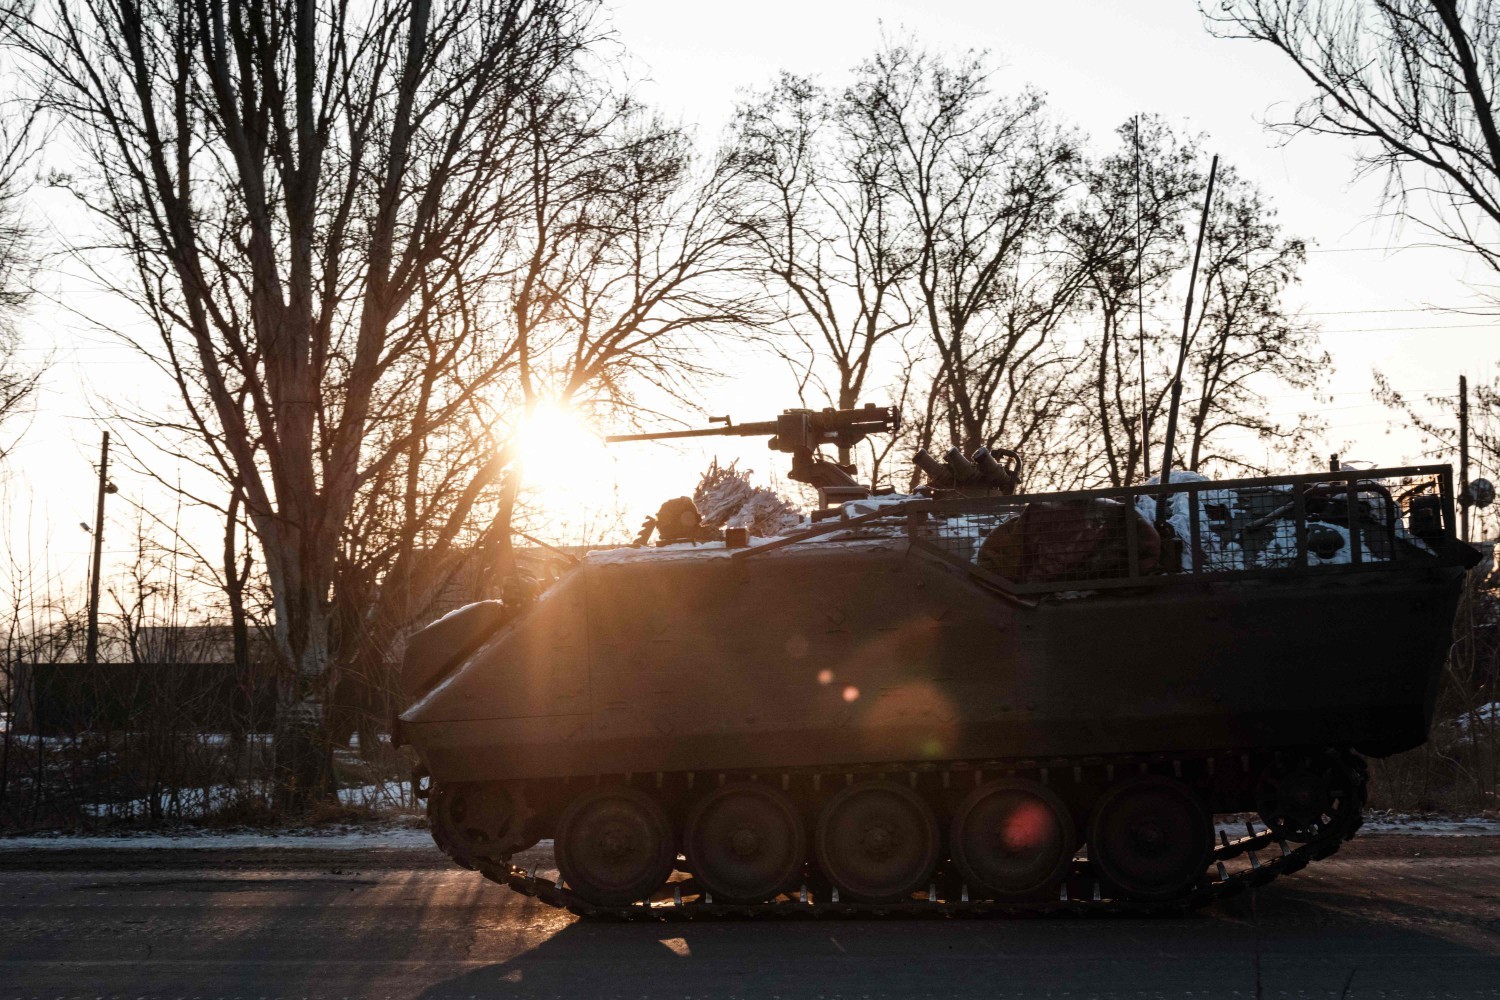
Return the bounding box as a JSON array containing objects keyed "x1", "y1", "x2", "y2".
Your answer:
[
  {"x1": 1302, "y1": 306, "x2": 1499, "y2": 316},
  {"x1": 1317, "y1": 322, "x2": 1497, "y2": 334},
  {"x1": 1302, "y1": 244, "x2": 1492, "y2": 253}
]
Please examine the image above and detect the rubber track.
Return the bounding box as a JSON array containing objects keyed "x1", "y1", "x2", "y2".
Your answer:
[{"x1": 467, "y1": 757, "x2": 1366, "y2": 921}]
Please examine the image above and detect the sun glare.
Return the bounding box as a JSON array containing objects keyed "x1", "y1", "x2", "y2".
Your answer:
[
  {"x1": 515, "y1": 401, "x2": 606, "y2": 497},
  {"x1": 508, "y1": 401, "x2": 781, "y2": 543}
]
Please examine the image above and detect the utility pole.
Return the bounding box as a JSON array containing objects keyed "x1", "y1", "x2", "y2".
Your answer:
[
  {"x1": 85, "y1": 430, "x2": 111, "y2": 666},
  {"x1": 1459, "y1": 375, "x2": 1470, "y2": 543},
  {"x1": 1134, "y1": 114, "x2": 1150, "y2": 481}
]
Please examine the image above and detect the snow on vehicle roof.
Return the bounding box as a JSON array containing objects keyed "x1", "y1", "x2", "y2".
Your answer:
[{"x1": 583, "y1": 534, "x2": 904, "y2": 564}]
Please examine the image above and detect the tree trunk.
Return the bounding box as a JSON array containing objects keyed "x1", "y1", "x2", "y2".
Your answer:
[
  {"x1": 265, "y1": 528, "x2": 336, "y2": 808},
  {"x1": 272, "y1": 630, "x2": 335, "y2": 809}
]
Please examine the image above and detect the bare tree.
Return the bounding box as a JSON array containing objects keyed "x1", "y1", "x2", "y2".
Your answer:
[
  {"x1": 310, "y1": 79, "x2": 761, "y2": 753},
  {"x1": 1375, "y1": 373, "x2": 1500, "y2": 535},
  {"x1": 506, "y1": 84, "x2": 763, "y2": 416},
  {"x1": 841, "y1": 43, "x2": 1086, "y2": 482},
  {"x1": 1211, "y1": 1, "x2": 1500, "y2": 506},
  {"x1": 732, "y1": 72, "x2": 916, "y2": 473},
  {"x1": 1065, "y1": 120, "x2": 1326, "y2": 485},
  {"x1": 0, "y1": 60, "x2": 39, "y2": 460},
  {"x1": 7, "y1": 0, "x2": 601, "y2": 801},
  {"x1": 54, "y1": 33, "x2": 758, "y2": 783},
  {"x1": 1061, "y1": 117, "x2": 1199, "y2": 487},
  {"x1": 1178, "y1": 172, "x2": 1327, "y2": 473},
  {"x1": 1208, "y1": 0, "x2": 1500, "y2": 269}
]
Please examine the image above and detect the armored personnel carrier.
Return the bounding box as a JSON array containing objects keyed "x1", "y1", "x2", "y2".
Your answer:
[{"x1": 395, "y1": 405, "x2": 1480, "y2": 917}]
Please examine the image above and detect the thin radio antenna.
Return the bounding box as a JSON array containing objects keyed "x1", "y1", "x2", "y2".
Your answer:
[
  {"x1": 1134, "y1": 115, "x2": 1150, "y2": 481},
  {"x1": 1155, "y1": 153, "x2": 1218, "y2": 532}
]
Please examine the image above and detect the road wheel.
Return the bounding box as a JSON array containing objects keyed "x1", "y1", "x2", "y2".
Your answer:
[
  {"x1": 1087, "y1": 774, "x2": 1211, "y2": 901},
  {"x1": 815, "y1": 779, "x2": 939, "y2": 903},
  {"x1": 685, "y1": 783, "x2": 805, "y2": 903},
  {"x1": 950, "y1": 778, "x2": 1074, "y2": 899},
  {"x1": 555, "y1": 785, "x2": 675, "y2": 907}
]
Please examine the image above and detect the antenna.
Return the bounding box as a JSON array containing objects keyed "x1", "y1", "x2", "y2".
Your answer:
[{"x1": 1155, "y1": 153, "x2": 1219, "y2": 533}]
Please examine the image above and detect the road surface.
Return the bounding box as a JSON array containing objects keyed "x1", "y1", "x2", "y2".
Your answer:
[{"x1": 2, "y1": 834, "x2": 1498, "y2": 999}]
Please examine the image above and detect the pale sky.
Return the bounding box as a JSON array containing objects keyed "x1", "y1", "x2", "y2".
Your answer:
[
  {"x1": 589, "y1": 0, "x2": 1497, "y2": 520},
  {"x1": 4, "y1": 0, "x2": 1496, "y2": 597}
]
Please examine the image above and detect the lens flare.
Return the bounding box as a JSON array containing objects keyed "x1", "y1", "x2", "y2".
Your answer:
[
  {"x1": 514, "y1": 401, "x2": 603, "y2": 492},
  {"x1": 999, "y1": 799, "x2": 1053, "y2": 854}
]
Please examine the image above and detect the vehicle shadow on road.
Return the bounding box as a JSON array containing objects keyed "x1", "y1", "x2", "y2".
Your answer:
[{"x1": 416, "y1": 885, "x2": 1500, "y2": 999}]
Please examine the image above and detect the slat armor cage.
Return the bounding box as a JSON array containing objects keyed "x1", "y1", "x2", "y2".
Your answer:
[{"x1": 742, "y1": 466, "x2": 1459, "y2": 595}]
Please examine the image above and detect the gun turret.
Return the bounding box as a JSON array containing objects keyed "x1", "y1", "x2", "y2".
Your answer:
[{"x1": 606, "y1": 404, "x2": 900, "y2": 508}]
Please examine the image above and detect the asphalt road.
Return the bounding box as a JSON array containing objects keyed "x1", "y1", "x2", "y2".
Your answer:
[{"x1": 2, "y1": 835, "x2": 1498, "y2": 1000}]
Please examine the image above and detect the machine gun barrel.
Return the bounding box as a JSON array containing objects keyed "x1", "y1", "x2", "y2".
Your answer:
[
  {"x1": 604, "y1": 404, "x2": 900, "y2": 509},
  {"x1": 604, "y1": 420, "x2": 777, "y2": 444}
]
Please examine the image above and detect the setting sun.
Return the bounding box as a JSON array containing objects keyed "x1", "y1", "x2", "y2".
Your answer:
[
  {"x1": 514, "y1": 400, "x2": 604, "y2": 494},
  {"x1": 508, "y1": 401, "x2": 777, "y2": 541}
]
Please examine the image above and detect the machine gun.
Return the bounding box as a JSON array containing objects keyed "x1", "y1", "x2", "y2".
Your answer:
[{"x1": 605, "y1": 404, "x2": 900, "y2": 509}]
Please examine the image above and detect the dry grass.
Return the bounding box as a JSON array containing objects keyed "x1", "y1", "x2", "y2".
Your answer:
[{"x1": 1368, "y1": 550, "x2": 1499, "y2": 815}]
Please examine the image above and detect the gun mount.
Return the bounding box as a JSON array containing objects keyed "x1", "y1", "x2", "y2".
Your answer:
[{"x1": 604, "y1": 403, "x2": 900, "y2": 508}]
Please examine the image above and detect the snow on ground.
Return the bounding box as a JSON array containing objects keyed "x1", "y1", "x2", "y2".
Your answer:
[
  {"x1": 1212, "y1": 812, "x2": 1500, "y2": 839},
  {"x1": 1358, "y1": 813, "x2": 1500, "y2": 836},
  {"x1": 1454, "y1": 702, "x2": 1500, "y2": 731},
  {"x1": 0, "y1": 824, "x2": 438, "y2": 851},
  {"x1": 2, "y1": 732, "x2": 278, "y2": 749},
  {"x1": 69, "y1": 778, "x2": 412, "y2": 822},
  {"x1": 335, "y1": 780, "x2": 412, "y2": 807}
]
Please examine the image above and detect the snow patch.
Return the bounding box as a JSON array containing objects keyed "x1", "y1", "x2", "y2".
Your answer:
[
  {"x1": 1259, "y1": 520, "x2": 1373, "y2": 568},
  {"x1": 64, "y1": 777, "x2": 412, "y2": 823},
  {"x1": 841, "y1": 493, "x2": 921, "y2": 516},
  {"x1": 586, "y1": 541, "x2": 745, "y2": 564},
  {"x1": 1213, "y1": 812, "x2": 1500, "y2": 839},
  {"x1": 0, "y1": 826, "x2": 437, "y2": 851},
  {"x1": 1453, "y1": 702, "x2": 1500, "y2": 732},
  {"x1": 1360, "y1": 813, "x2": 1500, "y2": 836},
  {"x1": 585, "y1": 535, "x2": 903, "y2": 565}
]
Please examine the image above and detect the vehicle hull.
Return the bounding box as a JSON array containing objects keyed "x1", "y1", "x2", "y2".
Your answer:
[{"x1": 400, "y1": 541, "x2": 1464, "y2": 783}]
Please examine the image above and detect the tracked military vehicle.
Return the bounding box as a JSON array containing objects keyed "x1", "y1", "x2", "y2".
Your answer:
[{"x1": 395, "y1": 405, "x2": 1480, "y2": 917}]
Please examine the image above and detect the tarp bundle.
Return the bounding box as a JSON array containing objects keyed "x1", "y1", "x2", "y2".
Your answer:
[{"x1": 977, "y1": 499, "x2": 1161, "y2": 584}]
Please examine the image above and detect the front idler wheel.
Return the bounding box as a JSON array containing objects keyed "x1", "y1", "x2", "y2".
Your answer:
[
  {"x1": 1087, "y1": 774, "x2": 1212, "y2": 902},
  {"x1": 685, "y1": 783, "x2": 806, "y2": 904},
  {"x1": 950, "y1": 778, "x2": 1075, "y2": 899},
  {"x1": 428, "y1": 781, "x2": 529, "y2": 871},
  {"x1": 1256, "y1": 750, "x2": 1356, "y2": 842},
  {"x1": 815, "y1": 779, "x2": 940, "y2": 903},
  {"x1": 556, "y1": 785, "x2": 675, "y2": 907}
]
